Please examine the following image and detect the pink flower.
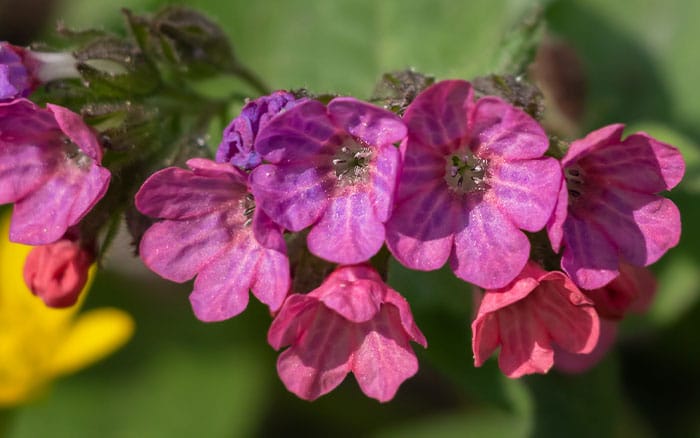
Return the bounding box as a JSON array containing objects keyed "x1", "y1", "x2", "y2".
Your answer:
[
  {"x1": 135, "y1": 158, "x2": 290, "y2": 322},
  {"x1": 268, "y1": 264, "x2": 427, "y2": 402},
  {"x1": 472, "y1": 261, "x2": 600, "y2": 378},
  {"x1": 547, "y1": 124, "x2": 685, "y2": 289},
  {"x1": 250, "y1": 98, "x2": 406, "y2": 264},
  {"x1": 0, "y1": 99, "x2": 110, "y2": 245},
  {"x1": 386, "y1": 80, "x2": 561, "y2": 289},
  {"x1": 23, "y1": 239, "x2": 93, "y2": 308},
  {"x1": 217, "y1": 90, "x2": 304, "y2": 170}
]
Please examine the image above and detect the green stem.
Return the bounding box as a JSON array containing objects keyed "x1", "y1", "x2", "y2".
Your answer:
[{"x1": 231, "y1": 63, "x2": 271, "y2": 95}]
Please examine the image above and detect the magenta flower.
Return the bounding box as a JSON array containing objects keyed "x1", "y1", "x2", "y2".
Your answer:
[
  {"x1": 386, "y1": 80, "x2": 561, "y2": 289},
  {"x1": 217, "y1": 90, "x2": 303, "y2": 170},
  {"x1": 268, "y1": 264, "x2": 427, "y2": 402},
  {"x1": 249, "y1": 97, "x2": 406, "y2": 264},
  {"x1": 135, "y1": 158, "x2": 290, "y2": 322},
  {"x1": 547, "y1": 124, "x2": 685, "y2": 289},
  {"x1": 0, "y1": 42, "x2": 33, "y2": 100},
  {"x1": 472, "y1": 261, "x2": 600, "y2": 378},
  {"x1": 0, "y1": 99, "x2": 110, "y2": 245}
]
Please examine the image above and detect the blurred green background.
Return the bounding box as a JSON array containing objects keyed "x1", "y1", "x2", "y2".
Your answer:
[{"x1": 2, "y1": 0, "x2": 700, "y2": 436}]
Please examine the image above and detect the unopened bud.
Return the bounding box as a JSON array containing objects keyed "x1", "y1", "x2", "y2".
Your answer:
[{"x1": 23, "y1": 240, "x2": 93, "y2": 308}]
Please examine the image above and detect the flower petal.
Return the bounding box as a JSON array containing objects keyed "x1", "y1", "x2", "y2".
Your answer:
[
  {"x1": 275, "y1": 307, "x2": 354, "y2": 401},
  {"x1": 450, "y1": 201, "x2": 529, "y2": 289},
  {"x1": 386, "y1": 182, "x2": 460, "y2": 271},
  {"x1": 267, "y1": 294, "x2": 317, "y2": 349},
  {"x1": 254, "y1": 99, "x2": 337, "y2": 163},
  {"x1": 135, "y1": 162, "x2": 246, "y2": 220},
  {"x1": 307, "y1": 188, "x2": 385, "y2": 264},
  {"x1": 188, "y1": 236, "x2": 257, "y2": 322},
  {"x1": 532, "y1": 275, "x2": 599, "y2": 354},
  {"x1": 48, "y1": 104, "x2": 103, "y2": 161},
  {"x1": 0, "y1": 141, "x2": 56, "y2": 205},
  {"x1": 313, "y1": 266, "x2": 384, "y2": 323},
  {"x1": 369, "y1": 144, "x2": 400, "y2": 222},
  {"x1": 554, "y1": 319, "x2": 618, "y2": 374},
  {"x1": 10, "y1": 164, "x2": 110, "y2": 245},
  {"x1": 469, "y1": 96, "x2": 548, "y2": 160},
  {"x1": 328, "y1": 97, "x2": 406, "y2": 147},
  {"x1": 250, "y1": 162, "x2": 333, "y2": 231},
  {"x1": 402, "y1": 80, "x2": 472, "y2": 155},
  {"x1": 352, "y1": 306, "x2": 419, "y2": 402},
  {"x1": 560, "y1": 212, "x2": 620, "y2": 289},
  {"x1": 563, "y1": 124, "x2": 625, "y2": 166},
  {"x1": 546, "y1": 180, "x2": 569, "y2": 253},
  {"x1": 495, "y1": 301, "x2": 554, "y2": 378},
  {"x1": 489, "y1": 157, "x2": 561, "y2": 232},
  {"x1": 249, "y1": 245, "x2": 290, "y2": 313},
  {"x1": 139, "y1": 210, "x2": 235, "y2": 282},
  {"x1": 472, "y1": 312, "x2": 500, "y2": 368},
  {"x1": 383, "y1": 288, "x2": 427, "y2": 347},
  {"x1": 579, "y1": 131, "x2": 685, "y2": 194}
]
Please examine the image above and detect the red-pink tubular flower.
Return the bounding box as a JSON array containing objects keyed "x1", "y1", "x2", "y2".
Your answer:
[
  {"x1": 472, "y1": 261, "x2": 600, "y2": 378},
  {"x1": 0, "y1": 99, "x2": 110, "y2": 245},
  {"x1": 386, "y1": 80, "x2": 561, "y2": 289},
  {"x1": 23, "y1": 239, "x2": 93, "y2": 308},
  {"x1": 547, "y1": 124, "x2": 685, "y2": 289},
  {"x1": 268, "y1": 264, "x2": 427, "y2": 402}
]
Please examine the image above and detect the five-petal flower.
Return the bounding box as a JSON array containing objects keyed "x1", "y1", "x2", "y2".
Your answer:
[
  {"x1": 268, "y1": 264, "x2": 427, "y2": 402},
  {"x1": 386, "y1": 80, "x2": 562, "y2": 289}
]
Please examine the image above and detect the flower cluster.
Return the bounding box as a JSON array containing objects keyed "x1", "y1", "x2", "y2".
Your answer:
[
  {"x1": 0, "y1": 11, "x2": 685, "y2": 403},
  {"x1": 130, "y1": 79, "x2": 683, "y2": 400}
]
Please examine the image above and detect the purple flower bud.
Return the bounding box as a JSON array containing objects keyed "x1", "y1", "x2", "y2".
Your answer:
[
  {"x1": 1, "y1": 42, "x2": 79, "y2": 101},
  {"x1": 0, "y1": 42, "x2": 33, "y2": 100},
  {"x1": 217, "y1": 91, "x2": 304, "y2": 170}
]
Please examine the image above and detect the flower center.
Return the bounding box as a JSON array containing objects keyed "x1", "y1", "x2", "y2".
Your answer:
[
  {"x1": 444, "y1": 151, "x2": 489, "y2": 193},
  {"x1": 332, "y1": 138, "x2": 373, "y2": 184},
  {"x1": 61, "y1": 136, "x2": 92, "y2": 169},
  {"x1": 564, "y1": 164, "x2": 585, "y2": 202},
  {"x1": 241, "y1": 193, "x2": 255, "y2": 227}
]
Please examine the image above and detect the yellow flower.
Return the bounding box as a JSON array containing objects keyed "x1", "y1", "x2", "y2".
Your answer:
[{"x1": 0, "y1": 212, "x2": 134, "y2": 407}]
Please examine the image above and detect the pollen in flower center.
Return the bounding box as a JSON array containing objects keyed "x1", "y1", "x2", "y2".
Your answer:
[
  {"x1": 61, "y1": 136, "x2": 92, "y2": 169},
  {"x1": 332, "y1": 138, "x2": 373, "y2": 184},
  {"x1": 564, "y1": 165, "x2": 586, "y2": 202},
  {"x1": 240, "y1": 193, "x2": 255, "y2": 227},
  {"x1": 444, "y1": 151, "x2": 489, "y2": 193}
]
